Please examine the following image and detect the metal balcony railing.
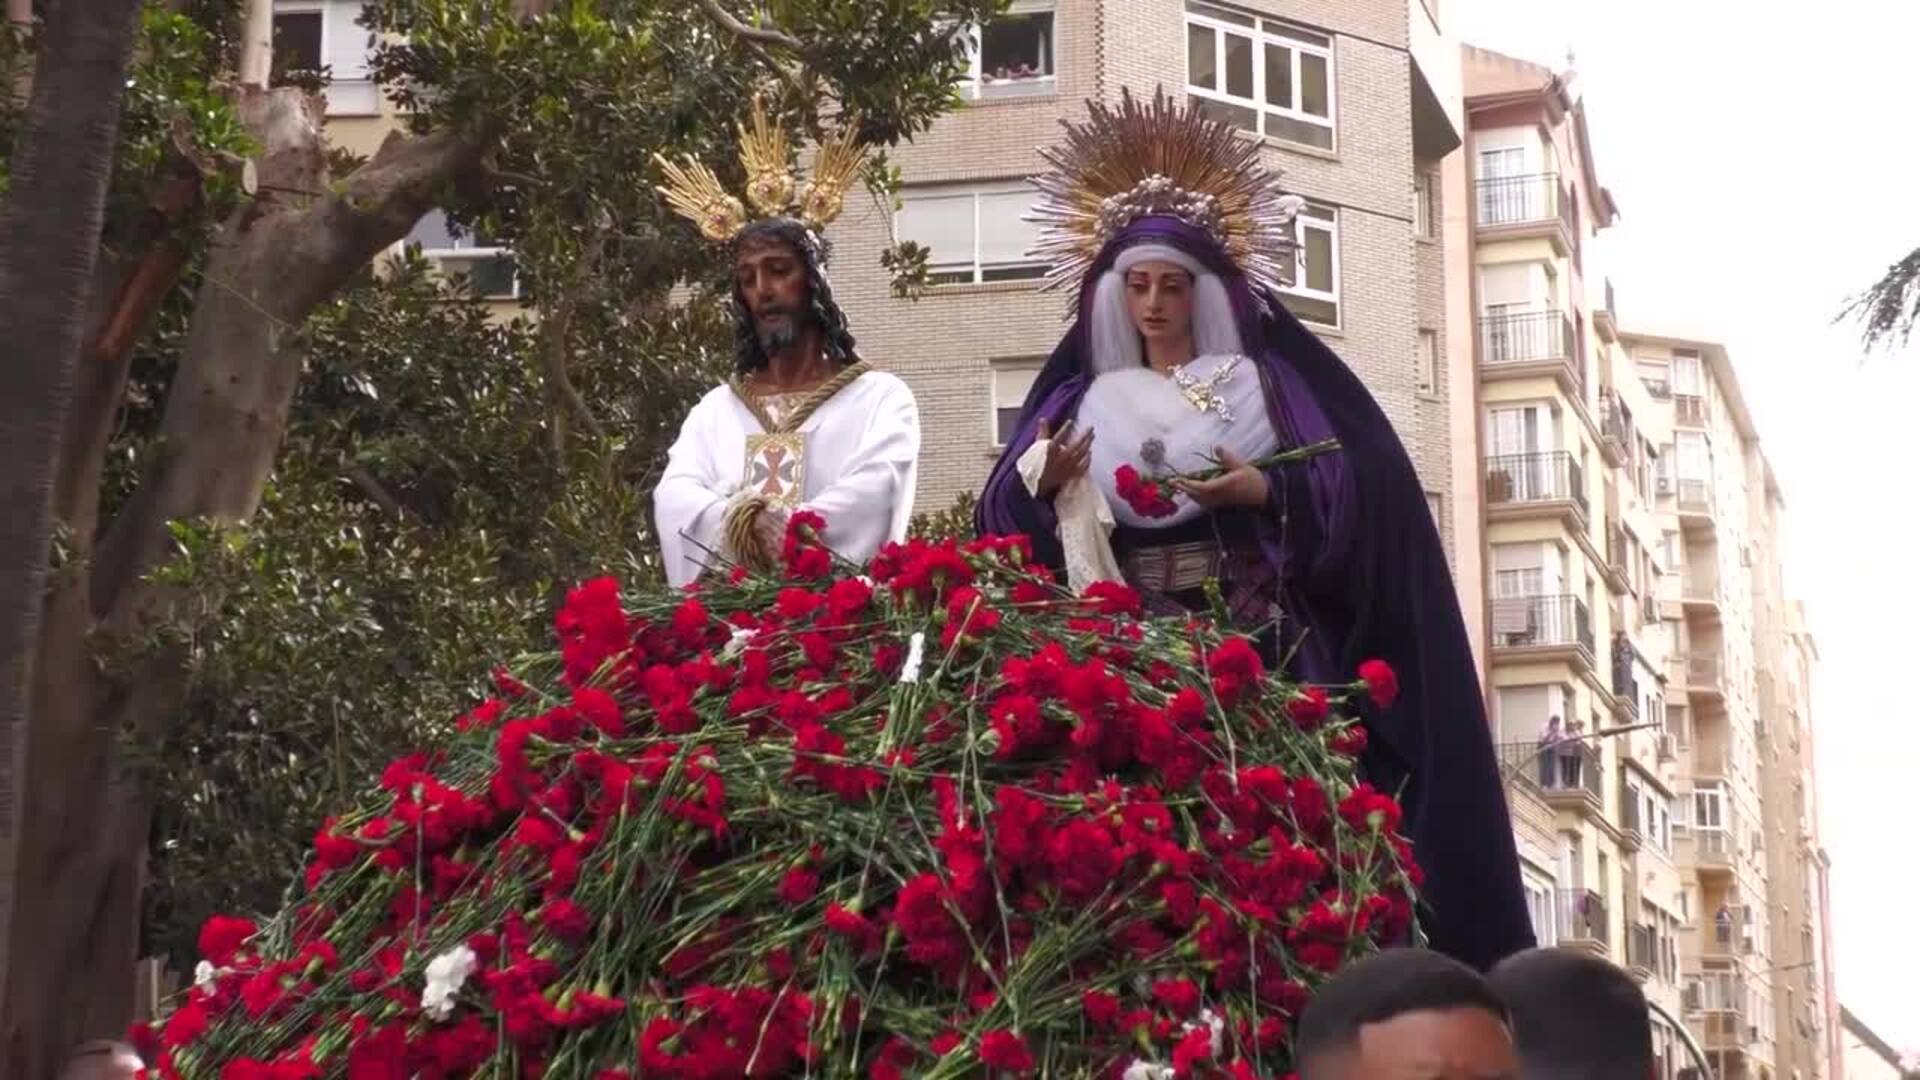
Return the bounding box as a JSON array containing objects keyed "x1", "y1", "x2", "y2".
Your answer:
[
  {"x1": 1475, "y1": 172, "x2": 1577, "y2": 234},
  {"x1": 1556, "y1": 887, "x2": 1609, "y2": 947},
  {"x1": 1601, "y1": 391, "x2": 1631, "y2": 449},
  {"x1": 1686, "y1": 653, "x2": 1722, "y2": 686},
  {"x1": 1486, "y1": 451, "x2": 1588, "y2": 517},
  {"x1": 1480, "y1": 309, "x2": 1574, "y2": 366},
  {"x1": 1489, "y1": 593, "x2": 1594, "y2": 655},
  {"x1": 1676, "y1": 478, "x2": 1711, "y2": 514}
]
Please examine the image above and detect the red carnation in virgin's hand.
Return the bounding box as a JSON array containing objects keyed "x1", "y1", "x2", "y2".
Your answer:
[
  {"x1": 1357, "y1": 658, "x2": 1399, "y2": 708},
  {"x1": 978, "y1": 1029, "x2": 1036, "y2": 1073},
  {"x1": 1114, "y1": 464, "x2": 1179, "y2": 518}
]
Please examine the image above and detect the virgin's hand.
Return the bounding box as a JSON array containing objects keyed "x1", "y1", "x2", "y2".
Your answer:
[
  {"x1": 1035, "y1": 418, "x2": 1094, "y2": 499},
  {"x1": 1172, "y1": 446, "x2": 1269, "y2": 509}
]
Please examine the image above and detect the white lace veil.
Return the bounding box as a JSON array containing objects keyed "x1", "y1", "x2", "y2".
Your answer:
[{"x1": 1086, "y1": 243, "x2": 1246, "y2": 375}]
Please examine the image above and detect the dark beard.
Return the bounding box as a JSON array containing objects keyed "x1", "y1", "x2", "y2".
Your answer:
[{"x1": 755, "y1": 310, "x2": 803, "y2": 354}]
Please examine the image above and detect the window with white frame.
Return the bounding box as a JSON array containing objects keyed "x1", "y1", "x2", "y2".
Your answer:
[
  {"x1": 1521, "y1": 868, "x2": 1558, "y2": 946},
  {"x1": 406, "y1": 209, "x2": 520, "y2": 300},
  {"x1": 1416, "y1": 328, "x2": 1438, "y2": 395},
  {"x1": 1184, "y1": 1, "x2": 1334, "y2": 150},
  {"x1": 1414, "y1": 169, "x2": 1437, "y2": 239},
  {"x1": 272, "y1": 1, "x2": 379, "y2": 115},
  {"x1": 1670, "y1": 348, "x2": 1704, "y2": 395},
  {"x1": 897, "y1": 184, "x2": 1045, "y2": 286},
  {"x1": 1280, "y1": 202, "x2": 1339, "y2": 325},
  {"x1": 1675, "y1": 431, "x2": 1711, "y2": 482},
  {"x1": 990, "y1": 361, "x2": 1041, "y2": 446},
  {"x1": 958, "y1": 0, "x2": 1056, "y2": 100}
]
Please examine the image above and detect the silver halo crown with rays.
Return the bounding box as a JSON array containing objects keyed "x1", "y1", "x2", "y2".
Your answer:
[{"x1": 1025, "y1": 88, "x2": 1308, "y2": 308}]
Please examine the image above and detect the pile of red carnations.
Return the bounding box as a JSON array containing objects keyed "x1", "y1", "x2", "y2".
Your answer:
[{"x1": 138, "y1": 514, "x2": 1418, "y2": 1079}]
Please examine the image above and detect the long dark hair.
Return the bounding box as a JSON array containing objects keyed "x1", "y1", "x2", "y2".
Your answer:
[{"x1": 730, "y1": 218, "x2": 859, "y2": 374}]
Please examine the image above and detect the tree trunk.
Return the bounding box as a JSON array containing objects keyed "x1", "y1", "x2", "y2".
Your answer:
[
  {"x1": 0, "y1": 0, "x2": 147, "y2": 1075},
  {"x1": 237, "y1": 0, "x2": 273, "y2": 89},
  {"x1": 2, "y1": 82, "x2": 489, "y2": 1072}
]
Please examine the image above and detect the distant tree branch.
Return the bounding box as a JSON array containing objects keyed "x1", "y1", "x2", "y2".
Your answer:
[
  {"x1": 1839, "y1": 246, "x2": 1920, "y2": 353},
  {"x1": 339, "y1": 460, "x2": 418, "y2": 524},
  {"x1": 695, "y1": 0, "x2": 804, "y2": 52}
]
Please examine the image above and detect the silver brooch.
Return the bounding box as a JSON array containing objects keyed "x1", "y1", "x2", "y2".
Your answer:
[{"x1": 1170, "y1": 356, "x2": 1241, "y2": 422}]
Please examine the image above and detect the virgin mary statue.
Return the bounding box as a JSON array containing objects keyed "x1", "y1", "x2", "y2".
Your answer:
[{"x1": 977, "y1": 91, "x2": 1534, "y2": 971}]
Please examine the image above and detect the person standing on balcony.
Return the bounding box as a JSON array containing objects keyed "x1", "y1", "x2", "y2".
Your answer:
[
  {"x1": 651, "y1": 104, "x2": 919, "y2": 585},
  {"x1": 977, "y1": 90, "x2": 1536, "y2": 972},
  {"x1": 1558, "y1": 717, "x2": 1586, "y2": 790},
  {"x1": 1537, "y1": 714, "x2": 1564, "y2": 787}
]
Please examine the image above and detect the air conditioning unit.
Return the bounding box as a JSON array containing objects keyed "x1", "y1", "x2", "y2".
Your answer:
[
  {"x1": 1641, "y1": 595, "x2": 1659, "y2": 623},
  {"x1": 1656, "y1": 474, "x2": 1674, "y2": 495},
  {"x1": 1657, "y1": 734, "x2": 1676, "y2": 762}
]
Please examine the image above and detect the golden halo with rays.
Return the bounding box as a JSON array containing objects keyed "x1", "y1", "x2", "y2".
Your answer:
[
  {"x1": 654, "y1": 99, "x2": 867, "y2": 248},
  {"x1": 1026, "y1": 88, "x2": 1307, "y2": 306}
]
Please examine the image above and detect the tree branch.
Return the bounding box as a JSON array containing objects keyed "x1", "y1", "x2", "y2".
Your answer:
[
  {"x1": 695, "y1": 0, "x2": 804, "y2": 51},
  {"x1": 91, "y1": 87, "x2": 493, "y2": 624},
  {"x1": 339, "y1": 460, "x2": 418, "y2": 524}
]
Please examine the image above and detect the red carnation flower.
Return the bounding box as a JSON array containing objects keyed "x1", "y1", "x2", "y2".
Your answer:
[
  {"x1": 198, "y1": 914, "x2": 257, "y2": 965},
  {"x1": 978, "y1": 1029, "x2": 1035, "y2": 1074},
  {"x1": 1114, "y1": 464, "x2": 1179, "y2": 519},
  {"x1": 537, "y1": 897, "x2": 594, "y2": 944},
  {"x1": 1357, "y1": 658, "x2": 1400, "y2": 708},
  {"x1": 1081, "y1": 580, "x2": 1143, "y2": 617},
  {"x1": 1152, "y1": 977, "x2": 1203, "y2": 1017},
  {"x1": 1287, "y1": 686, "x2": 1330, "y2": 730},
  {"x1": 778, "y1": 866, "x2": 820, "y2": 905}
]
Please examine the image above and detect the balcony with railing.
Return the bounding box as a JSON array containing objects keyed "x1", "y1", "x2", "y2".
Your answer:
[
  {"x1": 1681, "y1": 652, "x2": 1725, "y2": 706},
  {"x1": 1475, "y1": 172, "x2": 1579, "y2": 255},
  {"x1": 1692, "y1": 826, "x2": 1737, "y2": 876},
  {"x1": 1485, "y1": 451, "x2": 1588, "y2": 525},
  {"x1": 1554, "y1": 888, "x2": 1610, "y2": 955},
  {"x1": 1478, "y1": 309, "x2": 1583, "y2": 394},
  {"x1": 1603, "y1": 523, "x2": 1631, "y2": 594},
  {"x1": 1682, "y1": 569, "x2": 1721, "y2": 619},
  {"x1": 1600, "y1": 391, "x2": 1631, "y2": 465},
  {"x1": 1703, "y1": 907, "x2": 1756, "y2": 960},
  {"x1": 1489, "y1": 593, "x2": 1595, "y2": 668},
  {"x1": 1498, "y1": 739, "x2": 1603, "y2": 810},
  {"x1": 1619, "y1": 779, "x2": 1645, "y2": 846},
  {"x1": 1676, "y1": 477, "x2": 1713, "y2": 527},
  {"x1": 1596, "y1": 277, "x2": 1619, "y2": 340}
]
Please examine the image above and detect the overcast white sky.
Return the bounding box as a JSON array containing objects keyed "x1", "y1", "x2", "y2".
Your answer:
[{"x1": 1451, "y1": 0, "x2": 1920, "y2": 1052}]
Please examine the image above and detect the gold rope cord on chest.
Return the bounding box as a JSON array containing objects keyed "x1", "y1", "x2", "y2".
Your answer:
[{"x1": 744, "y1": 432, "x2": 807, "y2": 509}]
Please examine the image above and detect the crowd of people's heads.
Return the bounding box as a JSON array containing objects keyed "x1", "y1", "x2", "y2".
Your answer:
[{"x1": 1296, "y1": 945, "x2": 1660, "y2": 1080}]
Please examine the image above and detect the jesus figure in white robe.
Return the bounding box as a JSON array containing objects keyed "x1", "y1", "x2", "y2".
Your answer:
[{"x1": 653, "y1": 219, "x2": 919, "y2": 587}]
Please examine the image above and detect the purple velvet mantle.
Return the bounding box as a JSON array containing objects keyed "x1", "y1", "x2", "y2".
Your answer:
[{"x1": 975, "y1": 216, "x2": 1535, "y2": 972}]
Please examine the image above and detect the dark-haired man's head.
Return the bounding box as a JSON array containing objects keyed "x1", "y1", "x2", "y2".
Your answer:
[
  {"x1": 728, "y1": 218, "x2": 858, "y2": 373},
  {"x1": 1488, "y1": 948, "x2": 1655, "y2": 1080},
  {"x1": 733, "y1": 223, "x2": 815, "y2": 356},
  {"x1": 1297, "y1": 948, "x2": 1517, "y2": 1080}
]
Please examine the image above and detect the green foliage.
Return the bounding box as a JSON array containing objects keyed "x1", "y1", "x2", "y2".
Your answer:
[
  {"x1": 908, "y1": 490, "x2": 978, "y2": 542},
  {"x1": 3, "y1": 0, "x2": 1008, "y2": 965},
  {"x1": 141, "y1": 262, "x2": 734, "y2": 961}
]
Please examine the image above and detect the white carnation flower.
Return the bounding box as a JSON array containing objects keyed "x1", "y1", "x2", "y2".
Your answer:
[
  {"x1": 421, "y1": 944, "x2": 478, "y2": 1022},
  {"x1": 898, "y1": 631, "x2": 926, "y2": 684},
  {"x1": 1122, "y1": 1061, "x2": 1175, "y2": 1080},
  {"x1": 193, "y1": 960, "x2": 217, "y2": 994}
]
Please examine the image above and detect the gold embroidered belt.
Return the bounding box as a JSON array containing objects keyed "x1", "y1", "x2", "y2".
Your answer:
[{"x1": 1121, "y1": 542, "x2": 1226, "y2": 594}]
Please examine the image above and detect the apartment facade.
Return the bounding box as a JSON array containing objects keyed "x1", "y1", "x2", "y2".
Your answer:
[{"x1": 825, "y1": 0, "x2": 1470, "y2": 556}]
